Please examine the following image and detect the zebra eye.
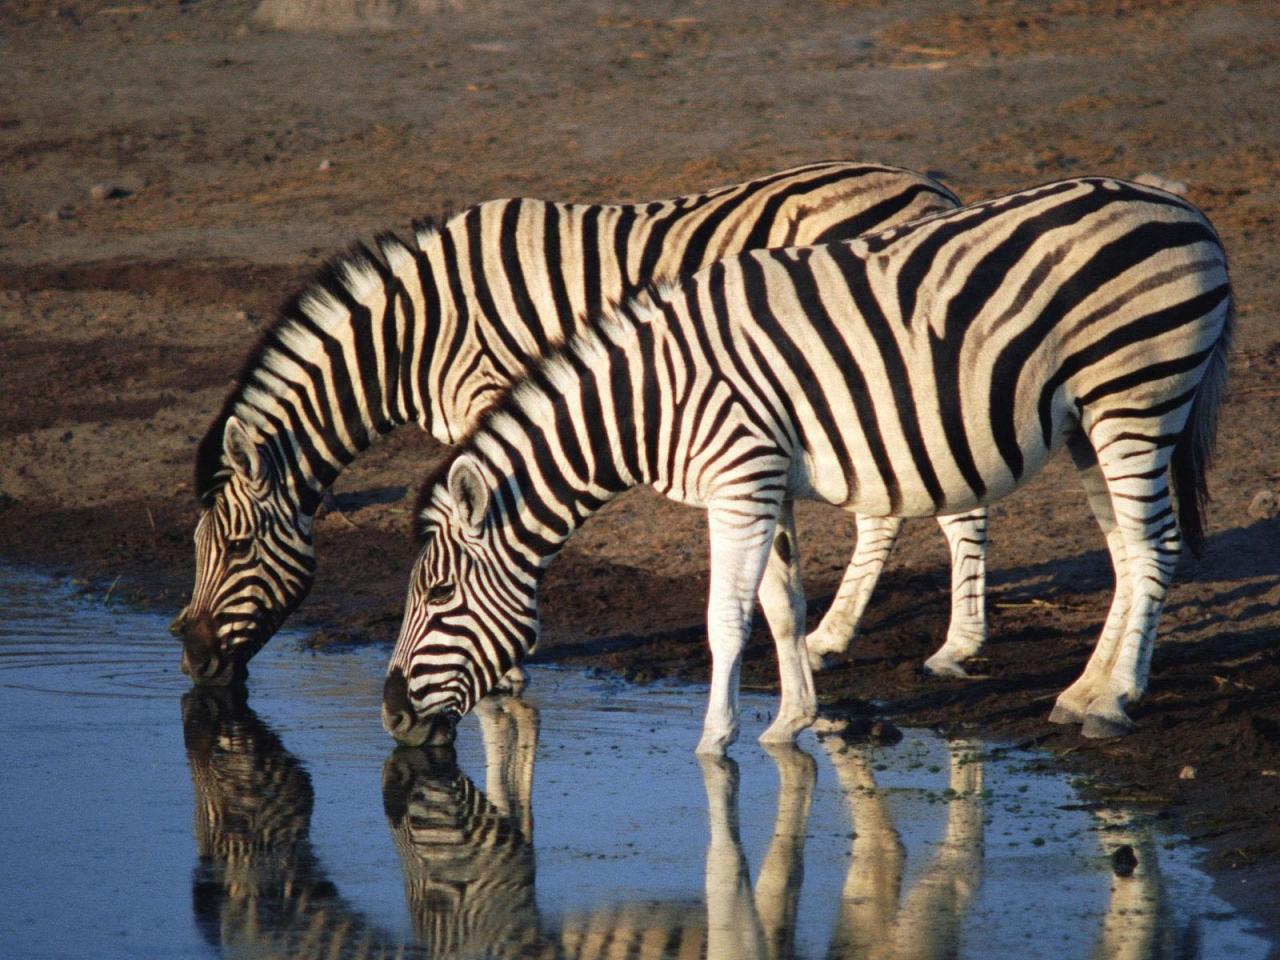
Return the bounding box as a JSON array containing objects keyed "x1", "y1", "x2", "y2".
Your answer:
[
  {"x1": 427, "y1": 583, "x2": 455, "y2": 605},
  {"x1": 226, "y1": 536, "x2": 254, "y2": 557}
]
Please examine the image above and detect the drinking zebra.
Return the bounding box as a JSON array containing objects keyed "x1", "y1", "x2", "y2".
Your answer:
[
  {"x1": 383, "y1": 176, "x2": 1232, "y2": 753},
  {"x1": 177, "y1": 162, "x2": 985, "y2": 686}
]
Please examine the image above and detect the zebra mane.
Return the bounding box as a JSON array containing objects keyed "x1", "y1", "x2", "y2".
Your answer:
[
  {"x1": 409, "y1": 285, "x2": 665, "y2": 542},
  {"x1": 194, "y1": 217, "x2": 455, "y2": 506}
]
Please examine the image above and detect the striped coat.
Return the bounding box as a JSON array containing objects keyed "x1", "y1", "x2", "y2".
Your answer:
[
  {"x1": 384, "y1": 177, "x2": 1232, "y2": 752},
  {"x1": 177, "y1": 162, "x2": 975, "y2": 686}
]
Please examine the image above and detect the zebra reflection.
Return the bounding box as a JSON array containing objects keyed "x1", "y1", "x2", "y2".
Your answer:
[
  {"x1": 1091, "y1": 808, "x2": 1200, "y2": 960},
  {"x1": 187, "y1": 686, "x2": 1180, "y2": 959},
  {"x1": 382, "y1": 696, "x2": 548, "y2": 957},
  {"x1": 819, "y1": 730, "x2": 985, "y2": 960},
  {"x1": 183, "y1": 686, "x2": 408, "y2": 960}
]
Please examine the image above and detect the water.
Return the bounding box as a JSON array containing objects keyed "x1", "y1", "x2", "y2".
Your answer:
[{"x1": 0, "y1": 566, "x2": 1268, "y2": 960}]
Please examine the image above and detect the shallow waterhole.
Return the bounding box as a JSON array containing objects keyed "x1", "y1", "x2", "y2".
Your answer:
[{"x1": 0, "y1": 566, "x2": 1267, "y2": 960}]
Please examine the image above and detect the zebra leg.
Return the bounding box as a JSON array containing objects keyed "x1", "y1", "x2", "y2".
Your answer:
[
  {"x1": 696, "y1": 503, "x2": 780, "y2": 756},
  {"x1": 922, "y1": 511, "x2": 990, "y2": 678},
  {"x1": 1050, "y1": 434, "x2": 1134, "y2": 725},
  {"x1": 805, "y1": 515, "x2": 903, "y2": 670},
  {"x1": 890, "y1": 740, "x2": 985, "y2": 959},
  {"x1": 757, "y1": 503, "x2": 818, "y2": 745},
  {"x1": 505, "y1": 697, "x2": 539, "y2": 840},
  {"x1": 493, "y1": 664, "x2": 529, "y2": 696},
  {"x1": 1080, "y1": 443, "x2": 1181, "y2": 739}
]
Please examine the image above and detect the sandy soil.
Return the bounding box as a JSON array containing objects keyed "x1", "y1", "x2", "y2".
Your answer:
[{"x1": 2, "y1": 0, "x2": 1278, "y2": 941}]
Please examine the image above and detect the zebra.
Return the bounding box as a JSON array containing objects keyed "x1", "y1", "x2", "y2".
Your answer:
[
  {"x1": 382, "y1": 176, "x2": 1233, "y2": 753},
  {"x1": 176, "y1": 161, "x2": 991, "y2": 687}
]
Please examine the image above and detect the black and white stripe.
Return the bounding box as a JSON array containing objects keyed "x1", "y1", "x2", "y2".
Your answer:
[
  {"x1": 382, "y1": 698, "x2": 544, "y2": 959},
  {"x1": 385, "y1": 176, "x2": 1233, "y2": 752},
  {"x1": 184, "y1": 687, "x2": 413, "y2": 959},
  {"x1": 177, "y1": 162, "x2": 975, "y2": 685}
]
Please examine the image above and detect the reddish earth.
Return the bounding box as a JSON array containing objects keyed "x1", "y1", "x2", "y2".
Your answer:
[{"x1": 1, "y1": 0, "x2": 1277, "y2": 942}]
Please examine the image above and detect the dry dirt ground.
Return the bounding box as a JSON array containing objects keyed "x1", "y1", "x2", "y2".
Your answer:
[{"x1": 2, "y1": 0, "x2": 1278, "y2": 943}]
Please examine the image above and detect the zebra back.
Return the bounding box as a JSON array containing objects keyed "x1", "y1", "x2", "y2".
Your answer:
[
  {"x1": 391, "y1": 176, "x2": 1232, "y2": 731},
  {"x1": 180, "y1": 161, "x2": 959, "y2": 683},
  {"x1": 194, "y1": 162, "x2": 958, "y2": 504}
]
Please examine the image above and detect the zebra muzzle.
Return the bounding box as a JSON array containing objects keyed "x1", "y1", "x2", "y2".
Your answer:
[
  {"x1": 180, "y1": 613, "x2": 249, "y2": 686},
  {"x1": 382, "y1": 669, "x2": 459, "y2": 746}
]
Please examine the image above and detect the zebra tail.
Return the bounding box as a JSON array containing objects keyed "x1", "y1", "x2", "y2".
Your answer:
[{"x1": 1170, "y1": 297, "x2": 1235, "y2": 558}]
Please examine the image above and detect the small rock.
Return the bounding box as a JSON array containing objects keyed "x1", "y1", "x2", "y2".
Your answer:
[
  {"x1": 45, "y1": 206, "x2": 75, "y2": 222},
  {"x1": 89, "y1": 183, "x2": 130, "y2": 201},
  {"x1": 1247, "y1": 489, "x2": 1277, "y2": 521},
  {"x1": 824, "y1": 715, "x2": 904, "y2": 746},
  {"x1": 869, "y1": 719, "x2": 904, "y2": 746},
  {"x1": 235, "y1": 23, "x2": 251, "y2": 37},
  {"x1": 1134, "y1": 172, "x2": 1189, "y2": 195},
  {"x1": 317, "y1": 158, "x2": 333, "y2": 171},
  {"x1": 1110, "y1": 844, "x2": 1138, "y2": 877},
  {"x1": 1179, "y1": 765, "x2": 1197, "y2": 780}
]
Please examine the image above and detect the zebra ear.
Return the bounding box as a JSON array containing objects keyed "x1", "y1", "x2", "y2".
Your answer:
[
  {"x1": 223, "y1": 416, "x2": 266, "y2": 485},
  {"x1": 446, "y1": 455, "x2": 490, "y2": 534}
]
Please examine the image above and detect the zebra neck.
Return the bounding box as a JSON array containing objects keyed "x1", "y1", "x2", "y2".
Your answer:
[
  {"x1": 221, "y1": 239, "x2": 457, "y2": 517},
  {"x1": 475, "y1": 318, "x2": 656, "y2": 566}
]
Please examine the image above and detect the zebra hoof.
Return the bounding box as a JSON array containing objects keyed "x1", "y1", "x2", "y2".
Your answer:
[
  {"x1": 759, "y1": 710, "x2": 816, "y2": 745},
  {"x1": 1081, "y1": 711, "x2": 1136, "y2": 739},
  {"x1": 694, "y1": 726, "x2": 738, "y2": 757},
  {"x1": 922, "y1": 656, "x2": 970, "y2": 679},
  {"x1": 804, "y1": 640, "x2": 842, "y2": 673},
  {"x1": 807, "y1": 651, "x2": 837, "y2": 673},
  {"x1": 1048, "y1": 702, "x2": 1085, "y2": 725}
]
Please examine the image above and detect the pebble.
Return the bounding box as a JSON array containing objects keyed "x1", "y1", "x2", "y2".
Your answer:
[
  {"x1": 1110, "y1": 844, "x2": 1138, "y2": 877},
  {"x1": 1134, "y1": 172, "x2": 1189, "y2": 195},
  {"x1": 822, "y1": 715, "x2": 904, "y2": 746},
  {"x1": 89, "y1": 183, "x2": 130, "y2": 201},
  {"x1": 1247, "y1": 489, "x2": 1277, "y2": 521},
  {"x1": 1179, "y1": 765, "x2": 1197, "y2": 780},
  {"x1": 317, "y1": 159, "x2": 333, "y2": 171}
]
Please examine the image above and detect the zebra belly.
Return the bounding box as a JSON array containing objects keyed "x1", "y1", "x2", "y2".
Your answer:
[{"x1": 794, "y1": 411, "x2": 1070, "y2": 520}]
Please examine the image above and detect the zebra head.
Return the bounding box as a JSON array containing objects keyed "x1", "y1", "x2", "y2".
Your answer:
[
  {"x1": 383, "y1": 453, "x2": 538, "y2": 747},
  {"x1": 176, "y1": 415, "x2": 316, "y2": 685}
]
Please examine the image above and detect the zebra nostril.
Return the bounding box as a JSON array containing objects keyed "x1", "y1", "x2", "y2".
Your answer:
[
  {"x1": 181, "y1": 613, "x2": 225, "y2": 684},
  {"x1": 382, "y1": 668, "x2": 419, "y2": 739},
  {"x1": 384, "y1": 667, "x2": 412, "y2": 715}
]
